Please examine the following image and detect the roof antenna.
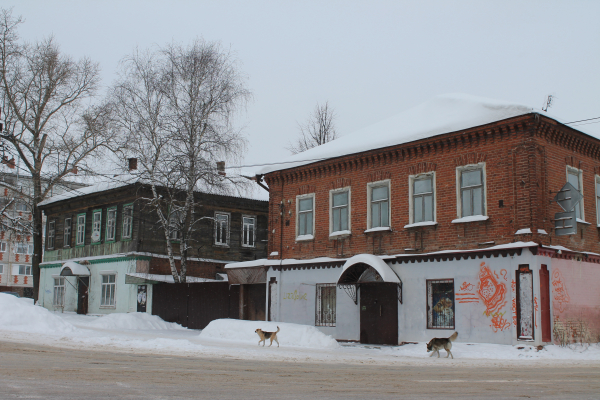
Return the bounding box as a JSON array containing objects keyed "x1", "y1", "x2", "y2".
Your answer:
[{"x1": 542, "y1": 94, "x2": 554, "y2": 112}]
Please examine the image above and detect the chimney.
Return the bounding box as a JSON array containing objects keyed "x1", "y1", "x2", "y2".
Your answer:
[
  {"x1": 216, "y1": 161, "x2": 226, "y2": 176},
  {"x1": 128, "y1": 158, "x2": 138, "y2": 171}
]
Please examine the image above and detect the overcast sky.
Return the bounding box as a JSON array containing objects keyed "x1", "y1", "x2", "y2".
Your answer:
[{"x1": 6, "y1": 0, "x2": 600, "y2": 174}]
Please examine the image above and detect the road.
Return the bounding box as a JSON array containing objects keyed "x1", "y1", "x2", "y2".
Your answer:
[{"x1": 0, "y1": 341, "x2": 599, "y2": 399}]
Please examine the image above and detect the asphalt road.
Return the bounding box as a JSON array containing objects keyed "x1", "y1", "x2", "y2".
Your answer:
[{"x1": 1, "y1": 341, "x2": 599, "y2": 399}]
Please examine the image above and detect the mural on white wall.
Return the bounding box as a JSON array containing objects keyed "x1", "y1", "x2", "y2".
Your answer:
[{"x1": 456, "y1": 262, "x2": 511, "y2": 333}]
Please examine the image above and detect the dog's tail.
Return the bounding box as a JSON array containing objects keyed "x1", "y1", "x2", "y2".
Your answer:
[
  {"x1": 449, "y1": 332, "x2": 458, "y2": 342},
  {"x1": 276, "y1": 326, "x2": 280, "y2": 333}
]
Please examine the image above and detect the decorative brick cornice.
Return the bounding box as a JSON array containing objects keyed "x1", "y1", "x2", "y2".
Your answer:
[
  {"x1": 329, "y1": 178, "x2": 351, "y2": 190},
  {"x1": 297, "y1": 185, "x2": 315, "y2": 195}
]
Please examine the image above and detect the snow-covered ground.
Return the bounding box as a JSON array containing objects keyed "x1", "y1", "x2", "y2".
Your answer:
[{"x1": 1, "y1": 294, "x2": 599, "y2": 366}]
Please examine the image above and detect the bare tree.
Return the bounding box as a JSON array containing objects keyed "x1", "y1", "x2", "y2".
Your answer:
[
  {"x1": 0, "y1": 9, "x2": 123, "y2": 301},
  {"x1": 287, "y1": 101, "x2": 337, "y2": 154},
  {"x1": 113, "y1": 40, "x2": 251, "y2": 283}
]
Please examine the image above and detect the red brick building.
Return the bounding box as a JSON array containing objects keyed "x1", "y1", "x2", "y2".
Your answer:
[{"x1": 227, "y1": 94, "x2": 600, "y2": 346}]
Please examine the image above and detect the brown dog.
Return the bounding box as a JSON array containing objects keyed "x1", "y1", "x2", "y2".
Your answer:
[{"x1": 255, "y1": 326, "x2": 280, "y2": 347}]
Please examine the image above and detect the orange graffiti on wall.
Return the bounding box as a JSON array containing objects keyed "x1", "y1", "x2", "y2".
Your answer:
[
  {"x1": 490, "y1": 311, "x2": 511, "y2": 332},
  {"x1": 510, "y1": 279, "x2": 516, "y2": 326},
  {"x1": 534, "y1": 296, "x2": 539, "y2": 328},
  {"x1": 478, "y1": 264, "x2": 507, "y2": 316},
  {"x1": 460, "y1": 282, "x2": 475, "y2": 292},
  {"x1": 551, "y1": 269, "x2": 570, "y2": 313}
]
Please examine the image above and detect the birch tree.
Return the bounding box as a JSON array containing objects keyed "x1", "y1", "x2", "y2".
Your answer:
[
  {"x1": 287, "y1": 101, "x2": 337, "y2": 154},
  {"x1": 113, "y1": 40, "x2": 250, "y2": 283},
  {"x1": 0, "y1": 10, "x2": 123, "y2": 301}
]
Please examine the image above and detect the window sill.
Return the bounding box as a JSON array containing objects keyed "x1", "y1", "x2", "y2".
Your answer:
[
  {"x1": 364, "y1": 226, "x2": 392, "y2": 233},
  {"x1": 214, "y1": 243, "x2": 230, "y2": 248},
  {"x1": 404, "y1": 221, "x2": 437, "y2": 229},
  {"x1": 295, "y1": 234, "x2": 314, "y2": 241},
  {"x1": 451, "y1": 215, "x2": 489, "y2": 224},
  {"x1": 329, "y1": 230, "x2": 351, "y2": 238},
  {"x1": 577, "y1": 218, "x2": 590, "y2": 225},
  {"x1": 270, "y1": 251, "x2": 279, "y2": 256},
  {"x1": 99, "y1": 306, "x2": 116, "y2": 309},
  {"x1": 241, "y1": 244, "x2": 256, "y2": 248}
]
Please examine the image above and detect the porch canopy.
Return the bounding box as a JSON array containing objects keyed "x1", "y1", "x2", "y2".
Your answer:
[
  {"x1": 60, "y1": 261, "x2": 91, "y2": 277},
  {"x1": 337, "y1": 254, "x2": 401, "y2": 304}
]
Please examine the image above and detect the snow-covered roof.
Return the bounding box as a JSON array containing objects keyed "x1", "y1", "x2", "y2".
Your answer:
[
  {"x1": 340, "y1": 254, "x2": 400, "y2": 283},
  {"x1": 60, "y1": 261, "x2": 91, "y2": 276},
  {"x1": 258, "y1": 94, "x2": 561, "y2": 175}
]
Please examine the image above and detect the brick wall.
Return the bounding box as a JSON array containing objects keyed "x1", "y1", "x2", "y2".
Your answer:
[{"x1": 265, "y1": 114, "x2": 600, "y2": 260}]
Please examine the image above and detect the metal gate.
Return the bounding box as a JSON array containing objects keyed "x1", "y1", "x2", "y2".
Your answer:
[{"x1": 152, "y1": 282, "x2": 239, "y2": 329}]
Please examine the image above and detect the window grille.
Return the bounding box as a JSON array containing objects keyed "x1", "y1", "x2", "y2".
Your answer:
[
  {"x1": 48, "y1": 221, "x2": 55, "y2": 249},
  {"x1": 242, "y1": 216, "x2": 255, "y2": 247},
  {"x1": 371, "y1": 185, "x2": 389, "y2": 228},
  {"x1": 101, "y1": 274, "x2": 116, "y2": 307},
  {"x1": 427, "y1": 279, "x2": 455, "y2": 329},
  {"x1": 92, "y1": 210, "x2": 102, "y2": 243},
  {"x1": 460, "y1": 169, "x2": 484, "y2": 217},
  {"x1": 413, "y1": 176, "x2": 434, "y2": 223},
  {"x1": 297, "y1": 197, "x2": 314, "y2": 237},
  {"x1": 215, "y1": 213, "x2": 229, "y2": 245},
  {"x1": 316, "y1": 283, "x2": 336, "y2": 327},
  {"x1": 106, "y1": 208, "x2": 116, "y2": 241},
  {"x1": 76, "y1": 214, "x2": 85, "y2": 245},
  {"x1": 332, "y1": 190, "x2": 349, "y2": 232},
  {"x1": 53, "y1": 277, "x2": 65, "y2": 307},
  {"x1": 64, "y1": 218, "x2": 72, "y2": 247},
  {"x1": 122, "y1": 204, "x2": 133, "y2": 239}
]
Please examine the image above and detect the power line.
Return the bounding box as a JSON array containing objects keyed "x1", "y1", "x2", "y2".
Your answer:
[{"x1": 564, "y1": 116, "x2": 600, "y2": 125}]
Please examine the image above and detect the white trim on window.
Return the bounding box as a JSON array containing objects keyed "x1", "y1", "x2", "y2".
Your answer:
[
  {"x1": 76, "y1": 214, "x2": 86, "y2": 246},
  {"x1": 367, "y1": 179, "x2": 391, "y2": 230},
  {"x1": 567, "y1": 165, "x2": 585, "y2": 222},
  {"x1": 100, "y1": 272, "x2": 117, "y2": 308},
  {"x1": 214, "y1": 212, "x2": 230, "y2": 246},
  {"x1": 92, "y1": 210, "x2": 102, "y2": 243},
  {"x1": 53, "y1": 276, "x2": 65, "y2": 307},
  {"x1": 329, "y1": 187, "x2": 351, "y2": 236},
  {"x1": 408, "y1": 172, "x2": 436, "y2": 225},
  {"x1": 64, "y1": 217, "x2": 72, "y2": 248},
  {"x1": 0, "y1": 241, "x2": 6, "y2": 252},
  {"x1": 48, "y1": 221, "x2": 55, "y2": 249},
  {"x1": 296, "y1": 193, "x2": 315, "y2": 241},
  {"x1": 242, "y1": 215, "x2": 256, "y2": 247},
  {"x1": 456, "y1": 163, "x2": 487, "y2": 219},
  {"x1": 0, "y1": 264, "x2": 4, "y2": 274}
]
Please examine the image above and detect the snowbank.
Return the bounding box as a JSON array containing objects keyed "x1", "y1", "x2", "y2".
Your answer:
[
  {"x1": 77, "y1": 312, "x2": 186, "y2": 331},
  {"x1": 199, "y1": 319, "x2": 340, "y2": 349},
  {"x1": 0, "y1": 293, "x2": 76, "y2": 334}
]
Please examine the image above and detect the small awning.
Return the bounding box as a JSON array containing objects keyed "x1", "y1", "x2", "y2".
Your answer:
[
  {"x1": 338, "y1": 254, "x2": 400, "y2": 284},
  {"x1": 60, "y1": 261, "x2": 91, "y2": 277}
]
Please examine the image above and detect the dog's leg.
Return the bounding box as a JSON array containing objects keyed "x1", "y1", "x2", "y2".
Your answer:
[
  {"x1": 437, "y1": 350, "x2": 440, "y2": 358},
  {"x1": 269, "y1": 338, "x2": 273, "y2": 347},
  {"x1": 429, "y1": 350, "x2": 436, "y2": 357},
  {"x1": 258, "y1": 340, "x2": 261, "y2": 346},
  {"x1": 447, "y1": 349, "x2": 453, "y2": 359},
  {"x1": 275, "y1": 337, "x2": 279, "y2": 347}
]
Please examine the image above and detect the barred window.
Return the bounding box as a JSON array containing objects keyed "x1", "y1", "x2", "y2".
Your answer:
[
  {"x1": 101, "y1": 274, "x2": 116, "y2": 307},
  {"x1": 427, "y1": 279, "x2": 455, "y2": 329},
  {"x1": 53, "y1": 277, "x2": 65, "y2": 307},
  {"x1": 316, "y1": 283, "x2": 336, "y2": 327}
]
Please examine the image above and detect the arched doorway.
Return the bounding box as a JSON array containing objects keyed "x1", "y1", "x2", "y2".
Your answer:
[{"x1": 337, "y1": 255, "x2": 401, "y2": 345}]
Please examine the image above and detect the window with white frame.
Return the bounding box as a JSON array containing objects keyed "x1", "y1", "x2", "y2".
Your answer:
[
  {"x1": 427, "y1": 279, "x2": 455, "y2": 329},
  {"x1": 412, "y1": 174, "x2": 435, "y2": 223},
  {"x1": 169, "y1": 211, "x2": 180, "y2": 240},
  {"x1": 315, "y1": 283, "x2": 336, "y2": 327},
  {"x1": 122, "y1": 204, "x2": 133, "y2": 239},
  {"x1": 0, "y1": 264, "x2": 3, "y2": 274},
  {"x1": 331, "y1": 189, "x2": 350, "y2": 234},
  {"x1": 297, "y1": 195, "x2": 314, "y2": 238},
  {"x1": 14, "y1": 264, "x2": 32, "y2": 275},
  {"x1": 15, "y1": 242, "x2": 33, "y2": 255},
  {"x1": 15, "y1": 201, "x2": 28, "y2": 212},
  {"x1": 76, "y1": 214, "x2": 85, "y2": 245},
  {"x1": 106, "y1": 207, "x2": 117, "y2": 242},
  {"x1": 100, "y1": 274, "x2": 116, "y2": 307},
  {"x1": 214, "y1": 213, "x2": 229, "y2": 246},
  {"x1": 92, "y1": 210, "x2": 102, "y2": 243},
  {"x1": 48, "y1": 221, "x2": 55, "y2": 249},
  {"x1": 53, "y1": 277, "x2": 65, "y2": 307},
  {"x1": 369, "y1": 182, "x2": 390, "y2": 228},
  {"x1": 567, "y1": 167, "x2": 583, "y2": 219},
  {"x1": 64, "y1": 218, "x2": 72, "y2": 247},
  {"x1": 459, "y1": 167, "x2": 485, "y2": 217},
  {"x1": 242, "y1": 216, "x2": 256, "y2": 247},
  {"x1": 0, "y1": 242, "x2": 6, "y2": 252}
]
